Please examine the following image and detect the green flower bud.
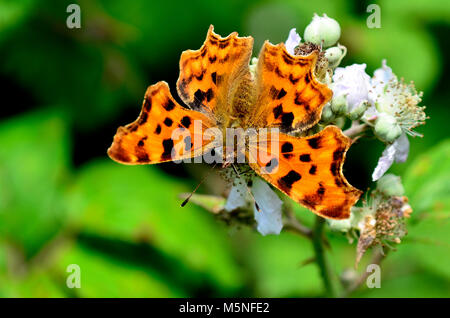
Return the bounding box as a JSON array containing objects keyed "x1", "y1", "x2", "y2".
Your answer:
[
  {"x1": 330, "y1": 93, "x2": 348, "y2": 115},
  {"x1": 347, "y1": 100, "x2": 369, "y2": 120},
  {"x1": 304, "y1": 14, "x2": 341, "y2": 48},
  {"x1": 321, "y1": 103, "x2": 335, "y2": 122},
  {"x1": 325, "y1": 45, "x2": 346, "y2": 68},
  {"x1": 374, "y1": 113, "x2": 402, "y2": 142},
  {"x1": 328, "y1": 209, "x2": 361, "y2": 232},
  {"x1": 376, "y1": 174, "x2": 405, "y2": 197},
  {"x1": 328, "y1": 217, "x2": 352, "y2": 232}
]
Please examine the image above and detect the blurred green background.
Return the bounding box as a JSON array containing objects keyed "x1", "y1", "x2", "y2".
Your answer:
[{"x1": 0, "y1": 0, "x2": 449, "y2": 297}]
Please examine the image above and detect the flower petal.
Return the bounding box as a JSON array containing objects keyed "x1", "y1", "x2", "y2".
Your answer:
[
  {"x1": 393, "y1": 133, "x2": 409, "y2": 163},
  {"x1": 372, "y1": 59, "x2": 394, "y2": 90},
  {"x1": 372, "y1": 143, "x2": 396, "y2": 181},
  {"x1": 285, "y1": 28, "x2": 301, "y2": 55},
  {"x1": 332, "y1": 64, "x2": 371, "y2": 111},
  {"x1": 251, "y1": 177, "x2": 283, "y2": 236},
  {"x1": 224, "y1": 177, "x2": 247, "y2": 211}
]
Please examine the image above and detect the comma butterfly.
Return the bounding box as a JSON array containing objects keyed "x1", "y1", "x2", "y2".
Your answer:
[{"x1": 107, "y1": 25, "x2": 362, "y2": 219}]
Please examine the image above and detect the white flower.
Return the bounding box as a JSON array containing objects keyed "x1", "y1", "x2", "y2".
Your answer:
[
  {"x1": 285, "y1": 28, "x2": 301, "y2": 55},
  {"x1": 364, "y1": 60, "x2": 394, "y2": 120},
  {"x1": 368, "y1": 60, "x2": 427, "y2": 137},
  {"x1": 252, "y1": 178, "x2": 283, "y2": 236},
  {"x1": 332, "y1": 63, "x2": 372, "y2": 112},
  {"x1": 366, "y1": 60, "x2": 426, "y2": 180},
  {"x1": 224, "y1": 176, "x2": 283, "y2": 236},
  {"x1": 224, "y1": 177, "x2": 247, "y2": 211},
  {"x1": 372, "y1": 133, "x2": 409, "y2": 181}
]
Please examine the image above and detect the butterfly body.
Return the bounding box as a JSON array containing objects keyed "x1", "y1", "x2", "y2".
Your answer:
[{"x1": 108, "y1": 26, "x2": 362, "y2": 219}]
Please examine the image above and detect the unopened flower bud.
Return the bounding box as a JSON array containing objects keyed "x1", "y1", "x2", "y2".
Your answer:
[
  {"x1": 328, "y1": 217, "x2": 352, "y2": 232},
  {"x1": 304, "y1": 14, "x2": 341, "y2": 48},
  {"x1": 321, "y1": 103, "x2": 335, "y2": 122},
  {"x1": 347, "y1": 100, "x2": 369, "y2": 120},
  {"x1": 325, "y1": 46, "x2": 346, "y2": 68},
  {"x1": 376, "y1": 173, "x2": 405, "y2": 197},
  {"x1": 330, "y1": 93, "x2": 348, "y2": 115},
  {"x1": 374, "y1": 113, "x2": 402, "y2": 142}
]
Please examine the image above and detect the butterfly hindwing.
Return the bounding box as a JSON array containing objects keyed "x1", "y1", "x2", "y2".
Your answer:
[
  {"x1": 108, "y1": 81, "x2": 215, "y2": 165},
  {"x1": 248, "y1": 126, "x2": 362, "y2": 219},
  {"x1": 177, "y1": 25, "x2": 253, "y2": 118},
  {"x1": 248, "y1": 42, "x2": 332, "y2": 131}
]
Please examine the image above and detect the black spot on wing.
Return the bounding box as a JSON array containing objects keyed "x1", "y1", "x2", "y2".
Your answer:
[
  {"x1": 333, "y1": 147, "x2": 345, "y2": 161},
  {"x1": 281, "y1": 142, "x2": 294, "y2": 159},
  {"x1": 163, "y1": 99, "x2": 176, "y2": 111},
  {"x1": 305, "y1": 73, "x2": 311, "y2": 84},
  {"x1": 330, "y1": 162, "x2": 339, "y2": 176},
  {"x1": 281, "y1": 142, "x2": 293, "y2": 153},
  {"x1": 281, "y1": 112, "x2": 294, "y2": 130},
  {"x1": 154, "y1": 124, "x2": 162, "y2": 135},
  {"x1": 205, "y1": 88, "x2": 214, "y2": 102},
  {"x1": 195, "y1": 72, "x2": 204, "y2": 81},
  {"x1": 278, "y1": 170, "x2": 301, "y2": 193},
  {"x1": 308, "y1": 136, "x2": 321, "y2": 149},
  {"x1": 273, "y1": 104, "x2": 283, "y2": 119},
  {"x1": 282, "y1": 53, "x2": 294, "y2": 65},
  {"x1": 164, "y1": 117, "x2": 173, "y2": 127},
  {"x1": 289, "y1": 74, "x2": 300, "y2": 84},
  {"x1": 309, "y1": 165, "x2": 317, "y2": 175},
  {"x1": 137, "y1": 136, "x2": 147, "y2": 147},
  {"x1": 208, "y1": 55, "x2": 217, "y2": 63},
  {"x1": 143, "y1": 98, "x2": 152, "y2": 112},
  {"x1": 181, "y1": 116, "x2": 191, "y2": 128},
  {"x1": 277, "y1": 88, "x2": 287, "y2": 99},
  {"x1": 299, "y1": 154, "x2": 311, "y2": 162},
  {"x1": 317, "y1": 182, "x2": 325, "y2": 196},
  {"x1": 161, "y1": 138, "x2": 174, "y2": 160},
  {"x1": 194, "y1": 89, "x2": 205, "y2": 105},
  {"x1": 219, "y1": 41, "x2": 230, "y2": 49}
]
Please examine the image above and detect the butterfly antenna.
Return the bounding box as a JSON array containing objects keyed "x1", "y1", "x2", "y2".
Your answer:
[
  {"x1": 181, "y1": 163, "x2": 218, "y2": 207},
  {"x1": 231, "y1": 163, "x2": 261, "y2": 212}
]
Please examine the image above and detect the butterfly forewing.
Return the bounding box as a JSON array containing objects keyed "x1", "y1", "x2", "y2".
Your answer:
[
  {"x1": 248, "y1": 42, "x2": 332, "y2": 132},
  {"x1": 177, "y1": 25, "x2": 254, "y2": 119},
  {"x1": 108, "y1": 81, "x2": 215, "y2": 165}
]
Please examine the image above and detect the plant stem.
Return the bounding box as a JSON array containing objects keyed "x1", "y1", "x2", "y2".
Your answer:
[
  {"x1": 343, "y1": 122, "x2": 368, "y2": 139},
  {"x1": 312, "y1": 216, "x2": 337, "y2": 297},
  {"x1": 283, "y1": 200, "x2": 313, "y2": 239}
]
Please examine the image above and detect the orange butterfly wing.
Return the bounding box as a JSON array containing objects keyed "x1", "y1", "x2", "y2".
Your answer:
[
  {"x1": 108, "y1": 81, "x2": 215, "y2": 165},
  {"x1": 248, "y1": 126, "x2": 362, "y2": 219},
  {"x1": 177, "y1": 25, "x2": 253, "y2": 118},
  {"x1": 248, "y1": 41, "x2": 332, "y2": 131}
]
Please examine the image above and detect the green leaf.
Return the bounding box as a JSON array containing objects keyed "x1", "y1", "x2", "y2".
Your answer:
[
  {"x1": 399, "y1": 139, "x2": 450, "y2": 280},
  {"x1": 0, "y1": 110, "x2": 71, "y2": 257},
  {"x1": 0, "y1": 0, "x2": 36, "y2": 43},
  {"x1": 242, "y1": 230, "x2": 321, "y2": 297},
  {"x1": 349, "y1": 19, "x2": 439, "y2": 93},
  {"x1": 66, "y1": 160, "x2": 244, "y2": 293},
  {"x1": 52, "y1": 242, "x2": 184, "y2": 297},
  {"x1": 403, "y1": 139, "x2": 450, "y2": 215},
  {"x1": 408, "y1": 217, "x2": 450, "y2": 279}
]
